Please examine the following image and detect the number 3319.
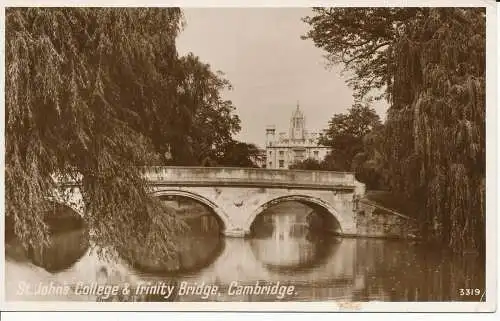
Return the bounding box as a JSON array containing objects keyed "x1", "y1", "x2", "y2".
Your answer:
[{"x1": 459, "y1": 288, "x2": 481, "y2": 296}]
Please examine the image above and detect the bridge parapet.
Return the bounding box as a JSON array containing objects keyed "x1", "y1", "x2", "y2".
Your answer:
[
  {"x1": 52, "y1": 167, "x2": 364, "y2": 193},
  {"x1": 142, "y1": 166, "x2": 363, "y2": 192}
]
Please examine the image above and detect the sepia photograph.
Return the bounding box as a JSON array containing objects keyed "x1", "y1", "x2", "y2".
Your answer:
[{"x1": 1, "y1": 1, "x2": 497, "y2": 313}]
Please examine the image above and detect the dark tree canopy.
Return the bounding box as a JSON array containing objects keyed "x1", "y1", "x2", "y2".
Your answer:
[
  {"x1": 319, "y1": 103, "x2": 381, "y2": 171},
  {"x1": 304, "y1": 7, "x2": 486, "y2": 254},
  {"x1": 5, "y1": 8, "x2": 241, "y2": 262},
  {"x1": 157, "y1": 53, "x2": 241, "y2": 166},
  {"x1": 302, "y1": 7, "x2": 428, "y2": 101},
  {"x1": 351, "y1": 125, "x2": 390, "y2": 190},
  {"x1": 289, "y1": 158, "x2": 323, "y2": 171},
  {"x1": 215, "y1": 140, "x2": 263, "y2": 168},
  {"x1": 386, "y1": 8, "x2": 485, "y2": 253}
]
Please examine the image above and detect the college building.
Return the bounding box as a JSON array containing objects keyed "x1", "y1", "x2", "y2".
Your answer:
[{"x1": 264, "y1": 103, "x2": 332, "y2": 169}]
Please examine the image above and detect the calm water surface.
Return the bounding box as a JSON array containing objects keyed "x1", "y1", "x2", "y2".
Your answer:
[{"x1": 5, "y1": 201, "x2": 485, "y2": 302}]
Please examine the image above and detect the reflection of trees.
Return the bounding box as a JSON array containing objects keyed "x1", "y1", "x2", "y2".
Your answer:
[
  {"x1": 250, "y1": 214, "x2": 274, "y2": 238},
  {"x1": 6, "y1": 203, "x2": 89, "y2": 273},
  {"x1": 117, "y1": 196, "x2": 225, "y2": 275},
  {"x1": 352, "y1": 240, "x2": 486, "y2": 301},
  {"x1": 307, "y1": 210, "x2": 340, "y2": 234},
  {"x1": 28, "y1": 229, "x2": 89, "y2": 273},
  {"x1": 122, "y1": 214, "x2": 225, "y2": 276}
]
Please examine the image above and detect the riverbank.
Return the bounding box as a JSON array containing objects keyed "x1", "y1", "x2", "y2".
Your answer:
[{"x1": 363, "y1": 190, "x2": 419, "y2": 219}]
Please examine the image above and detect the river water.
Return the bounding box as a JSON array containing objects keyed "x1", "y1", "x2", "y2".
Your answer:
[{"x1": 4, "y1": 200, "x2": 485, "y2": 302}]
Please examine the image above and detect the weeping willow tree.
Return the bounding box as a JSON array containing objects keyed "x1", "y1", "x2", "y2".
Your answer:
[
  {"x1": 5, "y1": 8, "x2": 191, "y2": 262},
  {"x1": 387, "y1": 8, "x2": 485, "y2": 254},
  {"x1": 304, "y1": 7, "x2": 486, "y2": 254}
]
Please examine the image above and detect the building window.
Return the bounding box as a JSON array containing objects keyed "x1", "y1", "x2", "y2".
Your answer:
[
  {"x1": 294, "y1": 149, "x2": 305, "y2": 162},
  {"x1": 269, "y1": 161, "x2": 272, "y2": 168},
  {"x1": 314, "y1": 150, "x2": 319, "y2": 158},
  {"x1": 279, "y1": 151, "x2": 284, "y2": 157},
  {"x1": 279, "y1": 160, "x2": 284, "y2": 168},
  {"x1": 269, "y1": 151, "x2": 272, "y2": 156}
]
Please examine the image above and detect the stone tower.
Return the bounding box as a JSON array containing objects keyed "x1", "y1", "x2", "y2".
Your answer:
[{"x1": 289, "y1": 101, "x2": 305, "y2": 141}]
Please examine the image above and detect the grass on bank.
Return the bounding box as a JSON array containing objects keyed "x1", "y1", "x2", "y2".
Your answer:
[{"x1": 363, "y1": 190, "x2": 420, "y2": 219}]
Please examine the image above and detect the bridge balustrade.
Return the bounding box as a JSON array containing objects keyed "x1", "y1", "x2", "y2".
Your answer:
[{"x1": 142, "y1": 166, "x2": 357, "y2": 190}]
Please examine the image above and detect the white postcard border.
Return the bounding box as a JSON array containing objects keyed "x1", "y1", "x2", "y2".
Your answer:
[{"x1": 0, "y1": 0, "x2": 497, "y2": 313}]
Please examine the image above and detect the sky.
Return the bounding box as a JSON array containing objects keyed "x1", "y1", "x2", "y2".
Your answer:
[{"x1": 176, "y1": 8, "x2": 388, "y2": 148}]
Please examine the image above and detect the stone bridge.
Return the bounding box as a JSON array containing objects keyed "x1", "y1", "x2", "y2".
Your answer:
[{"x1": 53, "y1": 166, "x2": 366, "y2": 237}]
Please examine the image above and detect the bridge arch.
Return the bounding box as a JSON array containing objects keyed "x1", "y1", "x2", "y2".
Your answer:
[
  {"x1": 46, "y1": 190, "x2": 85, "y2": 218},
  {"x1": 150, "y1": 189, "x2": 233, "y2": 232},
  {"x1": 244, "y1": 194, "x2": 346, "y2": 234}
]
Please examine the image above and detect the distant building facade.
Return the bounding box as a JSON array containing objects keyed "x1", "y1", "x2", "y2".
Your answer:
[{"x1": 265, "y1": 103, "x2": 332, "y2": 169}]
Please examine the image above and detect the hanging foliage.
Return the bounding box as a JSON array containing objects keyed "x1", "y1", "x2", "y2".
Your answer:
[
  {"x1": 5, "y1": 8, "x2": 190, "y2": 261},
  {"x1": 304, "y1": 7, "x2": 486, "y2": 254},
  {"x1": 386, "y1": 8, "x2": 485, "y2": 254}
]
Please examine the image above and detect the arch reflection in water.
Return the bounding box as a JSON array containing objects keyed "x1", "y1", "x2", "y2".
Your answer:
[
  {"x1": 249, "y1": 201, "x2": 342, "y2": 273},
  {"x1": 28, "y1": 203, "x2": 89, "y2": 273},
  {"x1": 124, "y1": 195, "x2": 225, "y2": 276}
]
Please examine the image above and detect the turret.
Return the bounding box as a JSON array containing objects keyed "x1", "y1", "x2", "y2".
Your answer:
[{"x1": 266, "y1": 125, "x2": 276, "y2": 147}]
